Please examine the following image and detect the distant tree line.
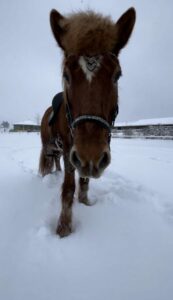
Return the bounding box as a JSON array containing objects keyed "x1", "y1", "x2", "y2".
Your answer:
[{"x1": 1, "y1": 121, "x2": 10, "y2": 131}]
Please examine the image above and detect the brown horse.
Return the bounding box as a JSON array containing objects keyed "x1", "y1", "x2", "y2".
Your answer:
[{"x1": 39, "y1": 8, "x2": 136, "y2": 237}]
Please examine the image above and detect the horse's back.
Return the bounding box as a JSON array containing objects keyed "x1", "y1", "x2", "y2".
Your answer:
[{"x1": 49, "y1": 92, "x2": 64, "y2": 126}]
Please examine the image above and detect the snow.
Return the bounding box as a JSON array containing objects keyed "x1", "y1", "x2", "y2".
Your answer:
[
  {"x1": 13, "y1": 120, "x2": 38, "y2": 126},
  {"x1": 116, "y1": 117, "x2": 173, "y2": 127},
  {"x1": 0, "y1": 132, "x2": 173, "y2": 300}
]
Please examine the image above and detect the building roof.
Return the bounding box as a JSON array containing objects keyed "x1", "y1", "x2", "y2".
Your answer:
[
  {"x1": 115, "y1": 117, "x2": 173, "y2": 127},
  {"x1": 14, "y1": 120, "x2": 38, "y2": 126}
]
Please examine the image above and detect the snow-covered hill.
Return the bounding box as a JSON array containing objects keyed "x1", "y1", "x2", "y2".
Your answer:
[{"x1": 0, "y1": 133, "x2": 173, "y2": 300}]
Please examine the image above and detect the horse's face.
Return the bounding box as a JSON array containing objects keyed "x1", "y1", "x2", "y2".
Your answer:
[
  {"x1": 50, "y1": 7, "x2": 136, "y2": 178},
  {"x1": 63, "y1": 53, "x2": 121, "y2": 178}
]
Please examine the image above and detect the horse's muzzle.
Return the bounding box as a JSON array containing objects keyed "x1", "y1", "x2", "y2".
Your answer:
[{"x1": 70, "y1": 146, "x2": 111, "y2": 178}]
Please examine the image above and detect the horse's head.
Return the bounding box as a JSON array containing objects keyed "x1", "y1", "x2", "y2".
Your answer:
[{"x1": 50, "y1": 8, "x2": 136, "y2": 178}]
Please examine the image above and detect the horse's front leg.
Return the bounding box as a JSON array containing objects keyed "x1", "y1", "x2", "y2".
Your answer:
[
  {"x1": 56, "y1": 153, "x2": 75, "y2": 237},
  {"x1": 54, "y1": 152, "x2": 62, "y2": 171},
  {"x1": 78, "y1": 177, "x2": 91, "y2": 205}
]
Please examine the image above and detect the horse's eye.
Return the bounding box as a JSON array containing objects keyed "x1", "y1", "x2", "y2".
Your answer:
[
  {"x1": 63, "y1": 72, "x2": 70, "y2": 84},
  {"x1": 113, "y1": 70, "x2": 122, "y2": 84}
]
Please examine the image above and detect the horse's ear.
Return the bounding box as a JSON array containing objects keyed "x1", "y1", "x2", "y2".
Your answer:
[
  {"x1": 114, "y1": 7, "x2": 136, "y2": 55},
  {"x1": 50, "y1": 9, "x2": 66, "y2": 50}
]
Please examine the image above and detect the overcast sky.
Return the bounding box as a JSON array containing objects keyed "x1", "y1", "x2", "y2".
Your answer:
[{"x1": 0, "y1": 0, "x2": 173, "y2": 124}]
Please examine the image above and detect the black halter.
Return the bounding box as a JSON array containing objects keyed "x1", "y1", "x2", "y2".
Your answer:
[
  {"x1": 65, "y1": 92, "x2": 118, "y2": 144},
  {"x1": 64, "y1": 52, "x2": 119, "y2": 144}
]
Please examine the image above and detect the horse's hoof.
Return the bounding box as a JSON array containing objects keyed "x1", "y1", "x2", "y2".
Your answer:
[
  {"x1": 79, "y1": 197, "x2": 96, "y2": 206},
  {"x1": 79, "y1": 198, "x2": 90, "y2": 206},
  {"x1": 56, "y1": 221, "x2": 72, "y2": 237}
]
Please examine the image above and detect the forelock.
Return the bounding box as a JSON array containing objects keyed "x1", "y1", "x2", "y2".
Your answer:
[{"x1": 61, "y1": 11, "x2": 117, "y2": 55}]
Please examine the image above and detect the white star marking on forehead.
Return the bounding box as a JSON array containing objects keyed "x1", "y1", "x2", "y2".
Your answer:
[{"x1": 79, "y1": 56, "x2": 102, "y2": 83}]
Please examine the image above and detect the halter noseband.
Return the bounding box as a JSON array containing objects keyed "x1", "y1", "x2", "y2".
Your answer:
[{"x1": 65, "y1": 93, "x2": 118, "y2": 144}]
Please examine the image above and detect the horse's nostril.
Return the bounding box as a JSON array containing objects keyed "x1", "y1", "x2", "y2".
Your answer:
[
  {"x1": 99, "y1": 151, "x2": 110, "y2": 170},
  {"x1": 71, "y1": 150, "x2": 81, "y2": 168}
]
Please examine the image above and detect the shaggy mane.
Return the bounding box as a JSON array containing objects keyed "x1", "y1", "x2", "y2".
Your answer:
[{"x1": 61, "y1": 11, "x2": 117, "y2": 55}]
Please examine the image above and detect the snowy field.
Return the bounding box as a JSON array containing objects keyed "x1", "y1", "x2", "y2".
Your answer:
[{"x1": 0, "y1": 132, "x2": 173, "y2": 300}]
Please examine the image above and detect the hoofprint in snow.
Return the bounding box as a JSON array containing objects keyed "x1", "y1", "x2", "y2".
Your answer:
[{"x1": 0, "y1": 132, "x2": 173, "y2": 300}]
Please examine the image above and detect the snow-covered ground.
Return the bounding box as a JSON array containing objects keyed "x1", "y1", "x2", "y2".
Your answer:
[{"x1": 0, "y1": 132, "x2": 173, "y2": 300}]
